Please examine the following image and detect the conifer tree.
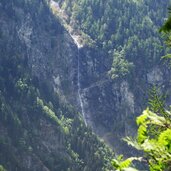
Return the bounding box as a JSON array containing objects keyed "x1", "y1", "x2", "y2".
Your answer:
[{"x1": 112, "y1": 9, "x2": 171, "y2": 171}]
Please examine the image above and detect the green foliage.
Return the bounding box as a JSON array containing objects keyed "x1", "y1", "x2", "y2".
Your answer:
[
  {"x1": 113, "y1": 100, "x2": 171, "y2": 170},
  {"x1": 160, "y1": 7, "x2": 171, "y2": 33},
  {"x1": 36, "y1": 97, "x2": 73, "y2": 134},
  {"x1": 0, "y1": 166, "x2": 6, "y2": 171},
  {"x1": 16, "y1": 78, "x2": 28, "y2": 93},
  {"x1": 0, "y1": 0, "x2": 115, "y2": 170},
  {"x1": 36, "y1": 97, "x2": 61, "y2": 124},
  {"x1": 60, "y1": 115, "x2": 73, "y2": 134},
  {"x1": 55, "y1": 0, "x2": 166, "y2": 68},
  {"x1": 108, "y1": 49, "x2": 133, "y2": 79},
  {"x1": 111, "y1": 155, "x2": 140, "y2": 171},
  {"x1": 159, "y1": 7, "x2": 171, "y2": 67},
  {"x1": 148, "y1": 86, "x2": 165, "y2": 114}
]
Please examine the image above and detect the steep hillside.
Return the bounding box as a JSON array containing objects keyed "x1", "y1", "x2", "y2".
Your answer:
[
  {"x1": 0, "y1": 0, "x2": 113, "y2": 170},
  {"x1": 52, "y1": 0, "x2": 171, "y2": 155}
]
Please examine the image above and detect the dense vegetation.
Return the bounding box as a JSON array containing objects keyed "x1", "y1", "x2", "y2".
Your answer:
[
  {"x1": 112, "y1": 11, "x2": 171, "y2": 171},
  {"x1": 1, "y1": 0, "x2": 171, "y2": 170},
  {"x1": 112, "y1": 88, "x2": 171, "y2": 171},
  {"x1": 0, "y1": 35, "x2": 113, "y2": 170},
  {"x1": 52, "y1": 0, "x2": 171, "y2": 157},
  {"x1": 54, "y1": 1, "x2": 171, "y2": 170},
  {"x1": 55, "y1": 0, "x2": 168, "y2": 73},
  {"x1": 0, "y1": 0, "x2": 114, "y2": 170}
]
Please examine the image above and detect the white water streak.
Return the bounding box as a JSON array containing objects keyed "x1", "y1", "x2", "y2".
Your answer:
[
  {"x1": 72, "y1": 35, "x2": 83, "y2": 49},
  {"x1": 50, "y1": 0, "x2": 86, "y2": 125},
  {"x1": 77, "y1": 48, "x2": 87, "y2": 126}
]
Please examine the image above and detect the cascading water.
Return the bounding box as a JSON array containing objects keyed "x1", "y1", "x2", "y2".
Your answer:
[
  {"x1": 77, "y1": 47, "x2": 87, "y2": 126},
  {"x1": 50, "y1": 0, "x2": 87, "y2": 125}
]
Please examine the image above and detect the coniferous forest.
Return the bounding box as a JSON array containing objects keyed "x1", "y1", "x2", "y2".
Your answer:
[{"x1": 0, "y1": 0, "x2": 171, "y2": 170}]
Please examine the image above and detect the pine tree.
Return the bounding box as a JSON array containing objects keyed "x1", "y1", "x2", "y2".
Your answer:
[{"x1": 112, "y1": 9, "x2": 171, "y2": 171}]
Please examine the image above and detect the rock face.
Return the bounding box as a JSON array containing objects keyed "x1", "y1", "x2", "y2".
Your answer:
[
  {"x1": 1, "y1": 0, "x2": 171, "y2": 170},
  {"x1": 19, "y1": 0, "x2": 170, "y2": 156},
  {"x1": 19, "y1": 3, "x2": 78, "y2": 103},
  {"x1": 1, "y1": 0, "x2": 79, "y2": 99},
  {"x1": 47, "y1": 0, "x2": 171, "y2": 156},
  {"x1": 0, "y1": 0, "x2": 114, "y2": 170},
  {"x1": 14, "y1": 0, "x2": 170, "y2": 158},
  {"x1": 77, "y1": 46, "x2": 171, "y2": 155}
]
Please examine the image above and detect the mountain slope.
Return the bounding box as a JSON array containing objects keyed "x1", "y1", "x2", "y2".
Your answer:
[
  {"x1": 0, "y1": 0, "x2": 113, "y2": 170},
  {"x1": 53, "y1": 0, "x2": 171, "y2": 155}
]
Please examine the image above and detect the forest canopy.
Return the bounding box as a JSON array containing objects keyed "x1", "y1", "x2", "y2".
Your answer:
[{"x1": 112, "y1": 9, "x2": 171, "y2": 171}]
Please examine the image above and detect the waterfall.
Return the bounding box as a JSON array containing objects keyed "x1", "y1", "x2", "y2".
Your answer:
[
  {"x1": 68, "y1": 32, "x2": 87, "y2": 125},
  {"x1": 50, "y1": 0, "x2": 87, "y2": 125},
  {"x1": 77, "y1": 48, "x2": 87, "y2": 126}
]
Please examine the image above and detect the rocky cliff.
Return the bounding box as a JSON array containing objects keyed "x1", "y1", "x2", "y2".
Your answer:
[
  {"x1": 1, "y1": 0, "x2": 171, "y2": 170},
  {"x1": 49, "y1": 0, "x2": 171, "y2": 156},
  {"x1": 78, "y1": 46, "x2": 171, "y2": 155},
  {"x1": 0, "y1": 0, "x2": 113, "y2": 170}
]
